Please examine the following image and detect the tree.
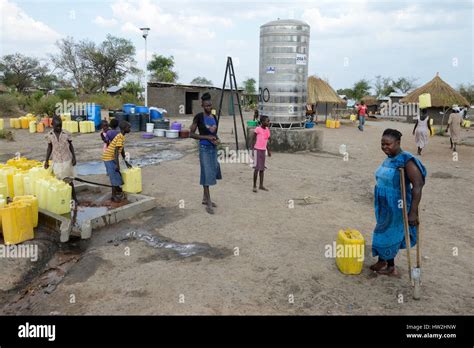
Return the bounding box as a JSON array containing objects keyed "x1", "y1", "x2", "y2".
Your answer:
[
  {"x1": 336, "y1": 88, "x2": 353, "y2": 98},
  {"x1": 147, "y1": 55, "x2": 178, "y2": 83},
  {"x1": 123, "y1": 80, "x2": 143, "y2": 97},
  {"x1": 458, "y1": 83, "x2": 474, "y2": 105},
  {"x1": 51, "y1": 37, "x2": 88, "y2": 93},
  {"x1": 351, "y1": 79, "x2": 371, "y2": 101},
  {"x1": 190, "y1": 77, "x2": 213, "y2": 85},
  {"x1": 242, "y1": 78, "x2": 256, "y2": 95},
  {"x1": 81, "y1": 35, "x2": 138, "y2": 92},
  {"x1": 393, "y1": 77, "x2": 417, "y2": 93},
  {"x1": 0, "y1": 53, "x2": 48, "y2": 92},
  {"x1": 374, "y1": 75, "x2": 395, "y2": 97},
  {"x1": 52, "y1": 35, "x2": 138, "y2": 94}
]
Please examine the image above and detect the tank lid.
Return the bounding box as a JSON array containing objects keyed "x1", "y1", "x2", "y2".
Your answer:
[{"x1": 260, "y1": 19, "x2": 309, "y2": 28}]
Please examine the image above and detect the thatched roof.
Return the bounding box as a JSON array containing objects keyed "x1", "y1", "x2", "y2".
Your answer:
[
  {"x1": 307, "y1": 76, "x2": 346, "y2": 105},
  {"x1": 361, "y1": 95, "x2": 378, "y2": 106},
  {"x1": 401, "y1": 74, "x2": 469, "y2": 107}
]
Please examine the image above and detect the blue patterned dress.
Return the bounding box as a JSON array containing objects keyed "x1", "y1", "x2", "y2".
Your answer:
[{"x1": 372, "y1": 151, "x2": 427, "y2": 260}]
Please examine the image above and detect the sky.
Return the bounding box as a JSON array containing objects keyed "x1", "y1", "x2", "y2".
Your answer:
[{"x1": 0, "y1": 0, "x2": 473, "y2": 92}]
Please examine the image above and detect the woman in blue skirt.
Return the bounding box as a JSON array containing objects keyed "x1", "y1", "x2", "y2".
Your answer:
[
  {"x1": 371, "y1": 129, "x2": 427, "y2": 276},
  {"x1": 190, "y1": 93, "x2": 222, "y2": 214}
]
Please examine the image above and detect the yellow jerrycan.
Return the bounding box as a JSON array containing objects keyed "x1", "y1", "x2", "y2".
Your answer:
[
  {"x1": 13, "y1": 195, "x2": 39, "y2": 227},
  {"x1": 121, "y1": 167, "x2": 142, "y2": 193},
  {"x1": 0, "y1": 202, "x2": 34, "y2": 245},
  {"x1": 335, "y1": 229, "x2": 365, "y2": 275}
]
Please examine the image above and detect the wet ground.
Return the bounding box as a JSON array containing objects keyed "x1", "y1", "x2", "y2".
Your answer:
[{"x1": 1, "y1": 116, "x2": 473, "y2": 315}]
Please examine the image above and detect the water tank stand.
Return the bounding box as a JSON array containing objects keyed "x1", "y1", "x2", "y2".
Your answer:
[{"x1": 216, "y1": 57, "x2": 249, "y2": 151}]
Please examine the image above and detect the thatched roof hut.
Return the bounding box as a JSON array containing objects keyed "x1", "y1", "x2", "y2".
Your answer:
[
  {"x1": 307, "y1": 76, "x2": 346, "y2": 119},
  {"x1": 361, "y1": 95, "x2": 378, "y2": 106},
  {"x1": 401, "y1": 73, "x2": 469, "y2": 107},
  {"x1": 307, "y1": 76, "x2": 346, "y2": 105}
]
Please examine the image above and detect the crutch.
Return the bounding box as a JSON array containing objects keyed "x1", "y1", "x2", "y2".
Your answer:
[
  {"x1": 399, "y1": 167, "x2": 422, "y2": 299},
  {"x1": 398, "y1": 167, "x2": 413, "y2": 282}
]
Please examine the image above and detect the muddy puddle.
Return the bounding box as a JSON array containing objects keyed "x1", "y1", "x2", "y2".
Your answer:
[
  {"x1": 0, "y1": 236, "x2": 87, "y2": 315},
  {"x1": 113, "y1": 230, "x2": 232, "y2": 261},
  {"x1": 76, "y1": 149, "x2": 183, "y2": 175}
]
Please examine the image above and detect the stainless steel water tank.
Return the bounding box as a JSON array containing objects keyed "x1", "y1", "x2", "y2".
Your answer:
[{"x1": 258, "y1": 19, "x2": 310, "y2": 127}]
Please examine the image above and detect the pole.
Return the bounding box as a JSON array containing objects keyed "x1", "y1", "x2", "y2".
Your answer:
[
  {"x1": 144, "y1": 35, "x2": 148, "y2": 107},
  {"x1": 399, "y1": 167, "x2": 413, "y2": 282}
]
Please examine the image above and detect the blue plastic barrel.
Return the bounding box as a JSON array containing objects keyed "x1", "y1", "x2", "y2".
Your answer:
[
  {"x1": 150, "y1": 107, "x2": 162, "y2": 120},
  {"x1": 135, "y1": 106, "x2": 149, "y2": 114},
  {"x1": 123, "y1": 104, "x2": 136, "y2": 114},
  {"x1": 128, "y1": 113, "x2": 141, "y2": 132},
  {"x1": 87, "y1": 104, "x2": 102, "y2": 128}
]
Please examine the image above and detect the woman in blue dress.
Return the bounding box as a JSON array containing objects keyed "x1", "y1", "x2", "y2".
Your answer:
[
  {"x1": 190, "y1": 93, "x2": 222, "y2": 214},
  {"x1": 370, "y1": 129, "x2": 427, "y2": 276}
]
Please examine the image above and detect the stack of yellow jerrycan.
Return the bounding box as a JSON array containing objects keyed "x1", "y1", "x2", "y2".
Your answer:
[
  {"x1": 0, "y1": 118, "x2": 4, "y2": 131},
  {"x1": 336, "y1": 229, "x2": 365, "y2": 275},
  {"x1": 0, "y1": 194, "x2": 5, "y2": 228},
  {"x1": 63, "y1": 121, "x2": 79, "y2": 133},
  {"x1": 79, "y1": 120, "x2": 95, "y2": 133},
  {"x1": 326, "y1": 119, "x2": 337, "y2": 128},
  {"x1": 121, "y1": 167, "x2": 142, "y2": 193},
  {"x1": 0, "y1": 156, "x2": 70, "y2": 215}
]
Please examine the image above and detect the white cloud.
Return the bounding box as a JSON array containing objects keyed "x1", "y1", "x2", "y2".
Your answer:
[
  {"x1": 105, "y1": 0, "x2": 230, "y2": 42},
  {"x1": 94, "y1": 15, "x2": 117, "y2": 28},
  {"x1": 0, "y1": 0, "x2": 61, "y2": 55}
]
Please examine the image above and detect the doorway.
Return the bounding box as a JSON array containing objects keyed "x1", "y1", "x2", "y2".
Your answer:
[{"x1": 185, "y1": 92, "x2": 200, "y2": 115}]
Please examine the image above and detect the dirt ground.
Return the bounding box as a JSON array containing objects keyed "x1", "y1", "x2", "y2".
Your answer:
[{"x1": 0, "y1": 113, "x2": 473, "y2": 315}]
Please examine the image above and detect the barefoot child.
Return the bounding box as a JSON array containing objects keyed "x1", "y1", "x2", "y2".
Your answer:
[
  {"x1": 252, "y1": 115, "x2": 271, "y2": 192},
  {"x1": 102, "y1": 120, "x2": 132, "y2": 202},
  {"x1": 44, "y1": 116, "x2": 78, "y2": 202}
]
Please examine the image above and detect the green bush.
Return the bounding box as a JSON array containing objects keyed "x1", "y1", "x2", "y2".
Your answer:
[
  {"x1": 55, "y1": 89, "x2": 77, "y2": 102},
  {"x1": 0, "y1": 94, "x2": 19, "y2": 116},
  {"x1": 120, "y1": 92, "x2": 140, "y2": 105},
  {"x1": 86, "y1": 93, "x2": 122, "y2": 110},
  {"x1": 31, "y1": 90, "x2": 45, "y2": 101},
  {"x1": 34, "y1": 95, "x2": 61, "y2": 117}
]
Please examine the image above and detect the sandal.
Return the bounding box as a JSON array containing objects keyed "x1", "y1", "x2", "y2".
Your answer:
[{"x1": 369, "y1": 260, "x2": 387, "y2": 272}]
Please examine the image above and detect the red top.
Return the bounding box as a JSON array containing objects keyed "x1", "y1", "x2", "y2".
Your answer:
[{"x1": 357, "y1": 105, "x2": 368, "y2": 116}]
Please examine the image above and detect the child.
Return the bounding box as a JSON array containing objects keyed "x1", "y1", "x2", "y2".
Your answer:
[
  {"x1": 44, "y1": 116, "x2": 77, "y2": 202},
  {"x1": 356, "y1": 101, "x2": 367, "y2": 131},
  {"x1": 102, "y1": 120, "x2": 132, "y2": 202},
  {"x1": 100, "y1": 120, "x2": 109, "y2": 151},
  {"x1": 106, "y1": 118, "x2": 120, "y2": 143},
  {"x1": 252, "y1": 115, "x2": 271, "y2": 192}
]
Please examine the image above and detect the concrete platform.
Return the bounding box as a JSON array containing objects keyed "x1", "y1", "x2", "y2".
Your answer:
[
  {"x1": 39, "y1": 183, "x2": 156, "y2": 242},
  {"x1": 247, "y1": 126, "x2": 324, "y2": 152}
]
